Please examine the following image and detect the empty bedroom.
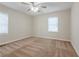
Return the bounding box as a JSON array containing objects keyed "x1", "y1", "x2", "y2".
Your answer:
[{"x1": 0, "y1": 2, "x2": 79, "y2": 57}]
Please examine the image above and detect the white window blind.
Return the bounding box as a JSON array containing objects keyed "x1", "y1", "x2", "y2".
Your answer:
[
  {"x1": 48, "y1": 17, "x2": 58, "y2": 32},
  {"x1": 0, "y1": 13, "x2": 8, "y2": 33}
]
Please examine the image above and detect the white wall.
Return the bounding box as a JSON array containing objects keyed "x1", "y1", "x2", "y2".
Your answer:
[
  {"x1": 0, "y1": 4, "x2": 32, "y2": 45},
  {"x1": 33, "y1": 9, "x2": 71, "y2": 41},
  {"x1": 0, "y1": 4, "x2": 71, "y2": 45},
  {"x1": 71, "y1": 3, "x2": 79, "y2": 56}
]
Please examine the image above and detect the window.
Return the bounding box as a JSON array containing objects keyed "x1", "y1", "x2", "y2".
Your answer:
[
  {"x1": 48, "y1": 17, "x2": 58, "y2": 32},
  {"x1": 0, "y1": 13, "x2": 8, "y2": 33}
]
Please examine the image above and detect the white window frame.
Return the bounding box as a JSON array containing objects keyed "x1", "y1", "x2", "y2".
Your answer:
[
  {"x1": 0, "y1": 12, "x2": 8, "y2": 34},
  {"x1": 48, "y1": 16, "x2": 58, "y2": 32}
]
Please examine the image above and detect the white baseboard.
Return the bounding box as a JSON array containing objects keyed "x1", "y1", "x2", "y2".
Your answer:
[
  {"x1": 0, "y1": 35, "x2": 70, "y2": 46},
  {"x1": 0, "y1": 35, "x2": 32, "y2": 46},
  {"x1": 33, "y1": 35, "x2": 70, "y2": 42}
]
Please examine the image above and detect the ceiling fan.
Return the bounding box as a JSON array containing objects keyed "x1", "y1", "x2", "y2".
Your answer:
[{"x1": 21, "y1": 2, "x2": 47, "y2": 13}]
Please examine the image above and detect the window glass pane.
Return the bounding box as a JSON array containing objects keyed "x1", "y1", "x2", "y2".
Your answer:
[
  {"x1": 48, "y1": 17, "x2": 58, "y2": 32},
  {"x1": 0, "y1": 13, "x2": 8, "y2": 33}
]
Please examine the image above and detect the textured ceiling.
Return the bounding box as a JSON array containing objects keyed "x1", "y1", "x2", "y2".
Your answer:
[{"x1": 0, "y1": 2, "x2": 73, "y2": 16}]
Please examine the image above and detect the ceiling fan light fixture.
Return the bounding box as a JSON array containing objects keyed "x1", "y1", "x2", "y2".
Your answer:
[
  {"x1": 31, "y1": 7, "x2": 39, "y2": 12},
  {"x1": 21, "y1": 2, "x2": 46, "y2": 13}
]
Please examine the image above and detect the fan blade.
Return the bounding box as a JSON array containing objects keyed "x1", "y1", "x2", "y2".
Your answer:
[
  {"x1": 41, "y1": 6, "x2": 47, "y2": 8},
  {"x1": 21, "y1": 2, "x2": 31, "y2": 5},
  {"x1": 38, "y1": 10, "x2": 40, "y2": 12},
  {"x1": 30, "y1": 2, "x2": 34, "y2": 4},
  {"x1": 27, "y1": 9, "x2": 30, "y2": 12}
]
